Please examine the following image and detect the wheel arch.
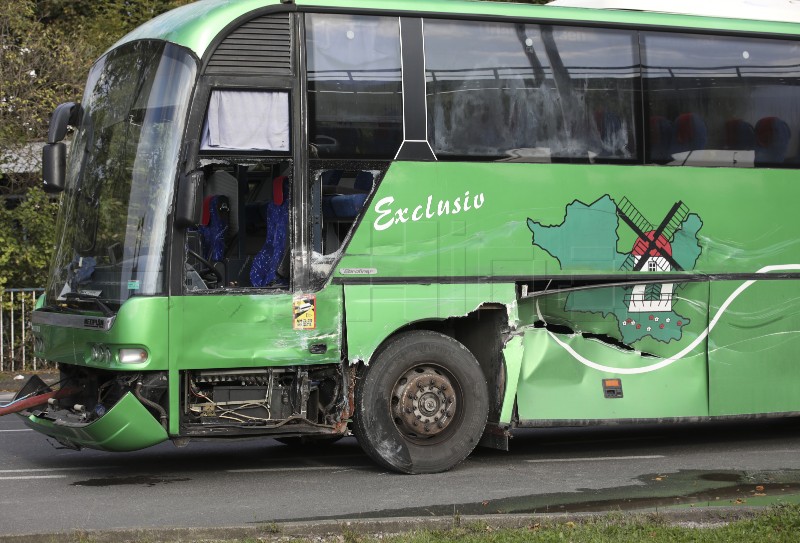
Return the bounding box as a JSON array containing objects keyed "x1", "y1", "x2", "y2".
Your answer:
[{"x1": 361, "y1": 305, "x2": 511, "y2": 427}]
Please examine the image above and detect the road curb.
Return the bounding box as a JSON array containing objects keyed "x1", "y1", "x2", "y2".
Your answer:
[{"x1": 0, "y1": 507, "x2": 769, "y2": 543}]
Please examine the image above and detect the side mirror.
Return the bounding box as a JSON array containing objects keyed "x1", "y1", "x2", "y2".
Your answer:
[
  {"x1": 42, "y1": 143, "x2": 67, "y2": 193},
  {"x1": 42, "y1": 102, "x2": 82, "y2": 194},
  {"x1": 48, "y1": 102, "x2": 80, "y2": 144},
  {"x1": 174, "y1": 171, "x2": 203, "y2": 229}
]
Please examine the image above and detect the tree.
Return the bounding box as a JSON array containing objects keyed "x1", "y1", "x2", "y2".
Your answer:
[
  {"x1": 0, "y1": 186, "x2": 58, "y2": 290},
  {"x1": 1, "y1": 0, "x2": 192, "y2": 289}
]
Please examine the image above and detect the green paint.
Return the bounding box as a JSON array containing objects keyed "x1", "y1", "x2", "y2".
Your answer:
[
  {"x1": 709, "y1": 280, "x2": 800, "y2": 416},
  {"x1": 36, "y1": 297, "x2": 170, "y2": 371},
  {"x1": 22, "y1": 393, "x2": 168, "y2": 452},
  {"x1": 514, "y1": 328, "x2": 708, "y2": 420},
  {"x1": 168, "y1": 287, "x2": 343, "y2": 371},
  {"x1": 344, "y1": 283, "x2": 517, "y2": 363},
  {"x1": 340, "y1": 163, "x2": 800, "y2": 280}
]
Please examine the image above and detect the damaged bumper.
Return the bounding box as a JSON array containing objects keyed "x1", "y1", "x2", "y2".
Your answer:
[{"x1": 19, "y1": 392, "x2": 168, "y2": 452}]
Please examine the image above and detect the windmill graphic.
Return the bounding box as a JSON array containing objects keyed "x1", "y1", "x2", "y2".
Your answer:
[{"x1": 616, "y1": 198, "x2": 690, "y2": 313}]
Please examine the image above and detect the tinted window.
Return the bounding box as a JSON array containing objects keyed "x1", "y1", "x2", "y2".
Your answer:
[
  {"x1": 424, "y1": 20, "x2": 639, "y2": 162},
  {"x1": 306, "y1": 14, "x2": 403, "y2": 159},
  {"x1": 642, "y1": 33, "x2": 800, "y2": 167}
]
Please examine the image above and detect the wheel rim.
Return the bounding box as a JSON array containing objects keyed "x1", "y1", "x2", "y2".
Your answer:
[{"x1": 391, "y1": 365, "x2": 460, "y2": 444}]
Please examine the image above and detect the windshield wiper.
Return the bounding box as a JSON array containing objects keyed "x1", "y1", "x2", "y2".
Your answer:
[{"x1": 63, "y1": 292, "x2": 114, "y2": 317}]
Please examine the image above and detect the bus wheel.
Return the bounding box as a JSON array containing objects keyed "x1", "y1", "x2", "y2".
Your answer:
[{"x1": 353, "y1": 331, "x2": 489, "y2": 474}]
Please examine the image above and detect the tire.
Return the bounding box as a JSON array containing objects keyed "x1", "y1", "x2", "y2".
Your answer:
[{"x1": 353, "y1": 331, "x2": 489, "y2": 474}]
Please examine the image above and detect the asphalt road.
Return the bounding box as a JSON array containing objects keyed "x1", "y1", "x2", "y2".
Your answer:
[{"x1": 2, "y1": 408, "x2": 800, "y2": 537}]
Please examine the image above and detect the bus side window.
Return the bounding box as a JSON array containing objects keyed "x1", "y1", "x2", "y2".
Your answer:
[
  {"x1": 642, "y1": 32, "x2": 800, "y2": 168},
  {"x1": 305, "y1": 14, "x2": 403, "y2": 160},
  {"x1": 423, "y1": 19, "x2": 639, "y2": 163},
  {"x1": 316, "y1": 169, "x2": 375, "y2": 255}
]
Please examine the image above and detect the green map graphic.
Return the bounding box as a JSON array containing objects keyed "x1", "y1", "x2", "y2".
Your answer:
[{"x1": 527, "y1": 195, "x2": 703, "y2": 344}]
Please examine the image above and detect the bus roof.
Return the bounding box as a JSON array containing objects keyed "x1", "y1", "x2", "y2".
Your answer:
[
  {"x1": 112, "y1": 0, "x2": 800, "y2": 59},
  {"x1": 547, "y1": 0, "x2": 800, "y2": 24}
]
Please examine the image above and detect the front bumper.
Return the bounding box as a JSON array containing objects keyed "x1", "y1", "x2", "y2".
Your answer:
[{"x1": 19, "y1": 392, "x2": 168, "y2": 452}]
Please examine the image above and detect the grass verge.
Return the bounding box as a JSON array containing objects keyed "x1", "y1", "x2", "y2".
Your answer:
[{"x1": 276, "y1": 504, "x2": 800, "y2": 543}]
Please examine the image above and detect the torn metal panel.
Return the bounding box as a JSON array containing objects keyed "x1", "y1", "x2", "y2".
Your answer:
[
  {"x1": 343, "y1": 283, "x2": 517, "y2": 365},
  {"x1": 519, "y1": 281, "x2": 710, "y2": 360},
  {"x1": 500, "y1": 335, "x2": 524, "y2": 424}
]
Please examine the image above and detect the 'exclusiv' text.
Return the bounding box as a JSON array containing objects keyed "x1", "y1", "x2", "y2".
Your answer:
[{"x1": 373, "y1": 192, "x2": 486, "y2": 231}]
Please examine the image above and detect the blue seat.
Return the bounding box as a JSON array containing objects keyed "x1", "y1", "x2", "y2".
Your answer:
[
  {"x1": 594, "y1": 109, "x2": 625, "y2": 155},
  {"x1": 671, "y1": 113, "x2": 707, "y2": 155},
  {"x1": 326, "y1": 171, "x2": 374, "y2": 219},
  {"x1": 198, "y1": 195, "x2": 229, "y2": 262},
  {"x1": 330, "y1": 193, "x2": 369, "y2": 218},
  {"x1": 250, "y1": 177, "x2": 290, "y2": 287},
  {"x1": 725, "y1": 119, "x2": 756, "y2": 150},
  {"x1": 755, "y1": 116, "x2": 791, "y2": 165},
  {"x1": 649, "y1": 116, "x2": 673, "y2": 162}
]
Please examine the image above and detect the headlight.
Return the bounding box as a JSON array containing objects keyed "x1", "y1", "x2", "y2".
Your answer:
[{"x1": 119, "y1": 348, "x2": 148, "y2": 364}]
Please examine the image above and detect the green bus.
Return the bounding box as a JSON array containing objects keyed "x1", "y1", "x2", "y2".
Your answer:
[{"x1": 17, "y1": 0, "x2": 800, "y2": 474}]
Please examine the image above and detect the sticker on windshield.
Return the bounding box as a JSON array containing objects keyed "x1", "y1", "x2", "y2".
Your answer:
[
  {"x1": 127, "y1": 280, "x2": 140, "y2": 290},
  {"x1": 293, "y1": 295, "x2": 317, "y2": 330}
]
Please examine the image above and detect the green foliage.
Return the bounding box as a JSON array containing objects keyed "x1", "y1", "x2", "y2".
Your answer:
[
  {"x1": 0, "y1": 186, "x2": 58, "y2": 290},
  {"x1": 1, "y1": 0, "x2": 189, "y2": 287}
]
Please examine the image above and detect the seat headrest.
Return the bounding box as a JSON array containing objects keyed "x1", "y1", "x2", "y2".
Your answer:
[{"x1": 273, "y1": 176, "x2": 288, "y2": 206}]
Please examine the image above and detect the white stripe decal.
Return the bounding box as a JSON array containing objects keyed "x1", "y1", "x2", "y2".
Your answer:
[{"x1": 537, "y1": 265, "x2": 800, "y2": 375}]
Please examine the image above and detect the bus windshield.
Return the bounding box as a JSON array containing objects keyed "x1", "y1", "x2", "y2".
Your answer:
[{"x1": 46, "y1": 41, "x2": 197, "y2": 307}]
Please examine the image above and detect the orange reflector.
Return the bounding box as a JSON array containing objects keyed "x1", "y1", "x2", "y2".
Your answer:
[{"x1": 603, "y1": 379, "x2": 621, "y2": 387}]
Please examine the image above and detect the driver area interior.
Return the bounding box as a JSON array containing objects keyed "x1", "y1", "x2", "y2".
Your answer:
[{"x1": 186, "y1": 161, "x2": 292, "y2": 291}]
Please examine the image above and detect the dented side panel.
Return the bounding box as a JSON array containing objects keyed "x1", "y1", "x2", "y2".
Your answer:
[
  {"x1": 514, "y1": 281, "x2": 709, "y2": 421},
  {"x1": 167, "y1": 287, "x2": 344, "y2": 434},
  {"x1": 169, "y1": 287, "x2": 343, "y2": 370},
  {"x1": 343, "y1": 283, "x2": 517, "y2": 364}
]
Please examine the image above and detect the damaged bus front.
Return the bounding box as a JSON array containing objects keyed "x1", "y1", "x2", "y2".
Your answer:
[{"x1": 25, "y1": 40, "x2": 197, "y2": 451}]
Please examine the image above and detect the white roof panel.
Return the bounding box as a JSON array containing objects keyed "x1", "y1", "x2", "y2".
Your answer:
[{"x1": 547, "y1": 0, "x2": 800, "y2": 24}]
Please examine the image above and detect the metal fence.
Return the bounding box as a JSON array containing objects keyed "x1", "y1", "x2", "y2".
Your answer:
[{"x1": 1, "y1": 288, "x2": 47, "y2": 372}]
